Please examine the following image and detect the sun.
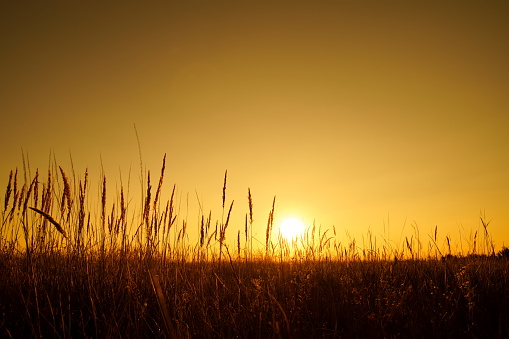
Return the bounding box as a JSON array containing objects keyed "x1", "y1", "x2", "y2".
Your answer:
[{"x1": 279, "y1": 217, "x2": 306, "y2": 241}]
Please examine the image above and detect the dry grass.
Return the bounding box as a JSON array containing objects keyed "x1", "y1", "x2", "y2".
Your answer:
[{"x1": 1, "y1": 154, "x2": 508, "y2": 338}]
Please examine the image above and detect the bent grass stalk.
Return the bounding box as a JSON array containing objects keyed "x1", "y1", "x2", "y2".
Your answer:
[{"x1": 29, "y1": 207, "x2": 67, "y2": 239}]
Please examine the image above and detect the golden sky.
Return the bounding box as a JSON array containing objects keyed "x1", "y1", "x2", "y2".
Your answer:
[{"x1": 1, "y1": 1, "x2": 508, "y2": 252}]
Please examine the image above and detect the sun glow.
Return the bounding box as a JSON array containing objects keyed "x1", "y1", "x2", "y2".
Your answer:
[{"x1": 279, "y1": 217, "x2": 306, "y2": 241}]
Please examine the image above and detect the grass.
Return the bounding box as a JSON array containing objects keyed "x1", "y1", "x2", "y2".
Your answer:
[{"x1": 1, "y1": 154, "x2": 508, "y2": 338}]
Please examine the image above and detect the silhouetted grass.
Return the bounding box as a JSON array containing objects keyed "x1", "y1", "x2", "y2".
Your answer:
[{"x1": 1, "y1": 155, "x2": 508, "y2": 338}]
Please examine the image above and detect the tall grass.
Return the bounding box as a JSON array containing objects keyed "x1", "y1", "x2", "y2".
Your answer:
[{"x1": 1, "y1": 154, "x2": 508, "y2": 338}]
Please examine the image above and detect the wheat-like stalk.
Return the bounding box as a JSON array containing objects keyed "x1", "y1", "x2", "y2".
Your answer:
[
  {"x1": 266, "y1": 196, "x2": 276, "y2": 254},
  {"x1": 3, "y1": 170, "x2": 13, "y2": 212},
  {"x1": 11, "y1": 169, "x2": 18, "y2": 216},
  {"x1": 59, "y1": 166, "x2": 72, "y2": 221},
  {"x1": 222, "y1": 170, "x2": 227, "y2": 209}
]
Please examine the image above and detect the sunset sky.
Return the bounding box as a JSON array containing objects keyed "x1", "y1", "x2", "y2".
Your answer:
[{"x1": 1, "y1": 1, "x2": 508, "y2": 253}]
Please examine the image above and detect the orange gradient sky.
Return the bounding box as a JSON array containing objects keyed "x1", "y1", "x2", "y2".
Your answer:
[{"x1": 1, "y1": 1, "x2": 508, "y2": 253}]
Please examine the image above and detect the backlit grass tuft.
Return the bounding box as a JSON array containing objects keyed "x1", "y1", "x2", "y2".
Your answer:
[{"x1": 1, "y1": 154, "x2": 508, "y2": 338}]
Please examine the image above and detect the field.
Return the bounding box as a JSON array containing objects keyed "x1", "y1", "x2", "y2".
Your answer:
[{"x1": 1, "y1": 156, "x2": 508, "y2": 338}]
